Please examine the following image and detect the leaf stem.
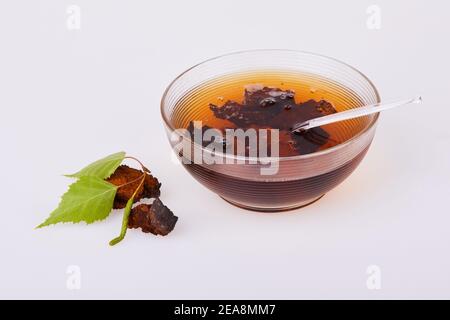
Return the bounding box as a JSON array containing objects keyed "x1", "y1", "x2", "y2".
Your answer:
[
  {"x1": 109, "y1": 173, "x2": 146, "y2": 246},
  {"x1": 125, "y1": 156, "x2": 150, "y2": 173}
]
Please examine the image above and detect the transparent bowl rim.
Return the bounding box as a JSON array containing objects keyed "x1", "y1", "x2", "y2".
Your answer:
[{"x1": 160, "y1": 49, "x2": 380, "y2": 162}]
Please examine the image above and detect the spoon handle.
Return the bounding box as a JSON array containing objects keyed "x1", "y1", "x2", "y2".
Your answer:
[{"x1": 292, "y1": 96, "x2": 422, "y2": 132}]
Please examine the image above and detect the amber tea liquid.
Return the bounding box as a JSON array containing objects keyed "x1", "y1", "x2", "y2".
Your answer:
[{"x1": 170, "y1": 70, "x2": 375, "y2": 210}]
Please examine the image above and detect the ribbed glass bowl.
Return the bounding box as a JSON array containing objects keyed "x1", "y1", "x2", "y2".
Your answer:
[{"x1": 161, "y1": 50, "x2": 380, "y2": 212}]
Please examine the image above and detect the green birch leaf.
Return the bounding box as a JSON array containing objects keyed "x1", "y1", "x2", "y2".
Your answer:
[
  {"x1": 65, "y1": 151, "x2": 126, "y2": 179},
  {"x1": 37, "y1": 177, "x2": 118, "y2": 228},
  {"x1": 109, "y1": 197, "x2": 134, "y2": 246}
]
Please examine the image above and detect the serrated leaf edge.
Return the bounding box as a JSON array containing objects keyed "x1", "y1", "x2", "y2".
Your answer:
[
  {"x1": 64, "y1": 151, "x2": 126, "y2": 179},
  {"x1": 36, "y1": 178, "x2": 118, "y2": 228}
]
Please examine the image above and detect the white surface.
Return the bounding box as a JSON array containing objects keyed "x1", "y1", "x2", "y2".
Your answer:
[{"x1": 0, "y1": 0, "x2": 449, "y2": 299}]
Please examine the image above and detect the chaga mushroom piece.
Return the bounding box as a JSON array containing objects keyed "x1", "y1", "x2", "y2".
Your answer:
[
  {"x1": 106, "y1": 165, "x2": 161, "y2": 209},
  {"x1": 206, "y1": 86, "x2": 339, "y2": 156},
  {"x1": 128, "y1": 199, "x2": 178, "y2": 236},
  {"x1": 209, "y1": 86, "x2": 297, "y2": 127},
  {"x1": 270, "y1": 99, "x2": 337, "y2": 131},
  {"x1": 244, "y1": 85, "x2": 295, "y2": 106},
  {"x1": 290, "y1": 127, "x2": 331, "y2": 154},
  {"x1": 186, "y1": 121, "x2": 228, "y2": 149},
  {"x1": 314, "y1": 99, "x2": 336, "y2": 116}
]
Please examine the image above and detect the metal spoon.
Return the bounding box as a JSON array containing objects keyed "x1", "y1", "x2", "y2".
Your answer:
[{"x1": 291, "y1": 96, "x2": 423, "y2": 133}]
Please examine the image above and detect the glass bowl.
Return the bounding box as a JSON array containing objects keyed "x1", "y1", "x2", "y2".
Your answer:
[{"x1": 161, "y1": 50, "x2": 380, "y2": 212}]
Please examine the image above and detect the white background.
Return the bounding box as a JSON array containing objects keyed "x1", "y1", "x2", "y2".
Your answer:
[{"x1": 0, "y1": 0, "x2": 449, "y2": 299}]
